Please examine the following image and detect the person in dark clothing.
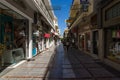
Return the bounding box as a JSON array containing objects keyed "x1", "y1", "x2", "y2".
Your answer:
[{"x1": 66, "y1": 41, "x2": 69, "y2": 51}]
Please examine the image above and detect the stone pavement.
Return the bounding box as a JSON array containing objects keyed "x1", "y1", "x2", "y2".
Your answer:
[
  {"x1": 0, "y1": 44, "x2": 120, "y2": 80},
  {"x1": 67, "y1": 48, "x2": 120, "y2": 80},
  {"x1": 0, "y1": 45, "x2": 56, "y2": 80},
  {"x1": 45, "y1": 44, "x2": 120, "y2": 80}
]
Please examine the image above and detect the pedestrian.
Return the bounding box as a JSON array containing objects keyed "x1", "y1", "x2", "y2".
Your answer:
[
  {"x1": 71, "y1": 39, "x2": 74, "y2": 47},
  {"x1": 66, "y1": 41, "x2": 69, "y2": 52}
]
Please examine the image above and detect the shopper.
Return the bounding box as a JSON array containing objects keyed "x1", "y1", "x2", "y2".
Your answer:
[{"x1": 66, "y1": 41, "x2": 69, "y2": 52}]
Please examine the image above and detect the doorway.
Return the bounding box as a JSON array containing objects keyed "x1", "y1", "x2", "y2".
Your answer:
[{"x1": 93, "y1": 31, "x2": 99, "y2": 55}]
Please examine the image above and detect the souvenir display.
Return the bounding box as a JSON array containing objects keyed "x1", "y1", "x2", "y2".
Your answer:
[{"x1": 108, "y1": 29, "x2": 120, "y2": 62}]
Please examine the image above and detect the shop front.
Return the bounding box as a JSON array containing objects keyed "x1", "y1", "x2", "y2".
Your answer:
[
  {"x1": 102, "y1": 0, "x2": 120, "y2": 70},
  {"x1": 71, "y1": 27, "x2": 78, "y2": 47},
  {"x1": 78, "y1": 24, "x2": 92, "y2": 53},
  {"x1": 32, "y1": 29, "x2": 38, "y2": 56},
  {"x1": 78, "y1": 34, "x2": 85, "y2": 50},
  {"x1": 44, "y1": 33, "x2": 50, "y2": 48},
  {"x1": 0, "y1": 2, "x2": 32, "y2": 70},
  {"x1": 105, "y1": 26, "x2": 120, "y2": 63}
]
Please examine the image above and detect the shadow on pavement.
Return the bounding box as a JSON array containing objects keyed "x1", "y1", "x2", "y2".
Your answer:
[{"x1": 43, "y1": 44, "x2": 63, "y2": 80}]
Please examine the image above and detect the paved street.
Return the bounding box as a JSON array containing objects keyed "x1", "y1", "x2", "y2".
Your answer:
[
  {"x1": 0, "y1": 45, "x2": 56, "y2": 80},
  {"x1": 1, "y1": 0, "x2": 120, "y2": 80},
  {"x1": 46, "y1": 44, "x2": 120, "y2": 80},
  {"x1": 0, "y1": 43, "x2": 120, "y2": 80}
]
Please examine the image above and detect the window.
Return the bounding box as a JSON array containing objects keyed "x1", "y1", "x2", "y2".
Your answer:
[{"x1": 105, "y1": 2, "x2": 120, "y2": 20}]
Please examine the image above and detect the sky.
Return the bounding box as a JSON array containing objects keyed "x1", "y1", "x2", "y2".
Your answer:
[{"x1": 51, "y1": 0, "x2": 73, "y2": 36}]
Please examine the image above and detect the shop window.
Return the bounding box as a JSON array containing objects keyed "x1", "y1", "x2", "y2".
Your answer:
[
  {"x1": 105, "y1": 27, "x2": 120, "y2": 63},
  {"x1": 105, "y1": 2, "x2": 120, "y2": 20}
]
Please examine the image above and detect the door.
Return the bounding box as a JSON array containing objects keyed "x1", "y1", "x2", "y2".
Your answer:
[{"x1": 93, "y1": 31, "x2": 98, "y2": 55}]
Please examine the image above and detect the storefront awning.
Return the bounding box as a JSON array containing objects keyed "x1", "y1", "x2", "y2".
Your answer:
[{"x1": 44, "y1": 33, "x2": 50, "y2": 38}]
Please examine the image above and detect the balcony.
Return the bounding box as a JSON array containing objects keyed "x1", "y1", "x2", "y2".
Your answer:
[
  {"x1": 69, "y1": 9, "x2": 87, "y2": 29},
  {"x1": 33, "y1": 0, "x2": 54, "y2": 28},
  {"x1": 69, "y1": 3, "x2": 91, "y2": 30}
]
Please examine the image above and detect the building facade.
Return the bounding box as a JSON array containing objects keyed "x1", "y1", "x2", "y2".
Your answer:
[
  {"x1": 67, "y1": 0, "x2": 120, "y2": 71},
  {"x1": 0, "y1": 0, "x2": 57, "y2": 70},
  {"x1": 98, "y1": 0, "x2": 120, "y2": 71}
]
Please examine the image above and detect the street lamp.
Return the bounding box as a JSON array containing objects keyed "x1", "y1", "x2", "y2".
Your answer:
[
  {"x1": 80, "y1": 0, "x2": 89, "y2": 4},
  {"x1": 80, "y1": 0, "x2": 89, "y2": 12}
]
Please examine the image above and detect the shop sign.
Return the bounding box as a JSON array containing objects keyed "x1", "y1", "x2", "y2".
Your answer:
[{"x1": 44, "y1": 33, "x2": 50, "y2": 38}]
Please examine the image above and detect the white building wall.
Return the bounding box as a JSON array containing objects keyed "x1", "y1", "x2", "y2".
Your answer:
[{"x1": 32, "y1": 0, "x2": 54, "y2": 29}]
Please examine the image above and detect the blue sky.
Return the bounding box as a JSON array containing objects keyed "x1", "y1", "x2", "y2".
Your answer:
[{"x1": 51, "y1": 0, "x2": 72, "y2": 35}]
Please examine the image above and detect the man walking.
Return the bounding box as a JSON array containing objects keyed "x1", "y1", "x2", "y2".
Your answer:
[{"x1": 66, "y1": 41, "x2": 69, "y2": 52}]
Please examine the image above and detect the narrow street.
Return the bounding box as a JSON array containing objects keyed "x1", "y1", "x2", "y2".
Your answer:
[
  {"x1": 0, "y1": 43, "x2": 120, "y2": 80},
  {"x1": 45, "y1": 44, "x2": 64, "y2": 80},
  {"x1": 0, "y1": 0, "x2": 120, "y2": 80},
  {"x1": 45, "y1": 44, "x2": 120, "y2": 80}
]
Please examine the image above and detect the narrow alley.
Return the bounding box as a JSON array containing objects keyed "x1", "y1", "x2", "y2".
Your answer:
[
  {"x1": 1, "y1": 43, "x2": 120, "y2": 80},
  {"x1": 0, "y1": 0, "x2": 120, "y2": 80},
  {"x1": 46, "y1": 44, "x2": 120, "y2": 80}
]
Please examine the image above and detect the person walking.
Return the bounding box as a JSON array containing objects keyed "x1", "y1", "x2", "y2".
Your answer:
[{"x1": 66, "y1": 41, "x2": 69, "y2": 52}]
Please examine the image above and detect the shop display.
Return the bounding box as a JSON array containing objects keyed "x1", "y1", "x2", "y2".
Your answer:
[
  {"x1": 117, "y1": 30, "x2": 120, "y2": 38},
  {"x1": 87, "y1": 40, "x2": 91, "y2": 50},
  {"x1": 32, "y1": 47, "x2": 37, "y2": 56},
  {"x1": 0, "y1": 14, "x2": 27, "y2": 66},
  {"x1": 112, "y1": 30, "x2": 120, "y2": 38},
  {"x1": 109, "y1": 42, "x2": 120, "y2": 60},
  {"x1": 0, "y1": 14, "x2": 14, "y2": 50},
  {"x1": 107, "y1": 28, "x2": 120, "y2": 62},
  {"x1": 0, "y1": 44, "x2": 6, "y2": 66},
  {"x1": 3, "y1": 48, "x2": 24, "y2": 64},
  {"x1": 4, "y1": 22, "x2": 14, "y2": 49},
  {"x1": 112, "y1": 30, "x2": 116, "y2": 38},
  {"x1": 38, "y1": 42, "x2": 42, "y2": 52}
]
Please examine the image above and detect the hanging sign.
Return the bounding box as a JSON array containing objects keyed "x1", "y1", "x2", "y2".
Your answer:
[{"x1": 44, "y1": 33, "x2": 50, "y2": 38}]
